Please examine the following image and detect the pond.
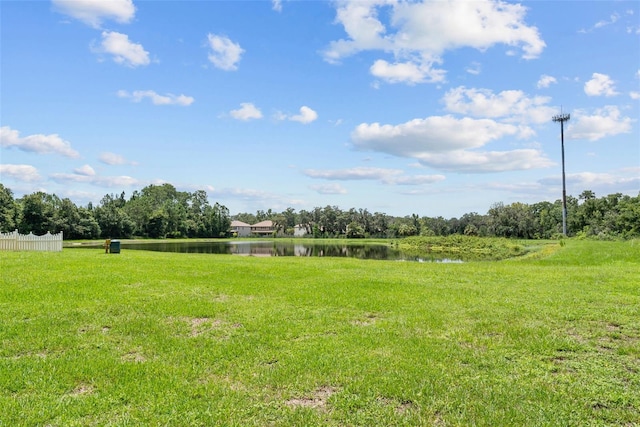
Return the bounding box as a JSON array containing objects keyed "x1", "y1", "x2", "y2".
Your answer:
[{"x1": 69, "y1": 240, "x2": 463, "y2": 263}]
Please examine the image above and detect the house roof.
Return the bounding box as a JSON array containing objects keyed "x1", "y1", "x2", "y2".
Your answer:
[
  {"x1": 230, "y1": 220, "x2": 250, "y2": 227},
  {"x1": 252, "y1": 220, "x2": 273, "y2": 227}
]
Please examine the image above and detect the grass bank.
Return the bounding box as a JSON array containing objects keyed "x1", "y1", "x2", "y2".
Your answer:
[
  {"x1": 1, "y1": 240, "x2": 639, "y2": 426},
  {"x1": 397, "y1": 235, "x2": 529, "y2": 261}
]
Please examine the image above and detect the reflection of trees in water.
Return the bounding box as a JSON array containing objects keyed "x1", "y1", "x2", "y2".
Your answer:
[
  {"x1": 114, "y1": 241, "x2": 462, "y2": 261},
  {"x1": 224, "y1": 242, "x2": 396, "y2": 259}
]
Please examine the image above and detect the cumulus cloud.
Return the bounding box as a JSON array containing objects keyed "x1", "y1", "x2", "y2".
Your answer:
[
  {"x1": 97, "y1": 31, "x2": 150, "y2": 67},
  {"x1": 443, "y1": 86, "x2": 555, "y2": 125},
  {"x1": 310, "y1": 183, "x2": 348, "y2": 194},
  {"x1": 370, "y1": 59, "x2": 445, "y2": 84},
  {"x1": 99, "y1": 152, "x2": 136, "y2": 166},
  {"x1": 230, "y1": 103, "x2": 263, "y2": 121},
  {"x1": 569, "y1": 106, "x2": 634, "y2": 141},
  {"x1": 413, "y1": 149, "x2": 554, "y2": 173},
  {"x1": 537, "y1": 74, "x2": 557, "y2": 88},
  {"x1": 0, "y1": 126, "x2": 80, "y2": 158},
  {"x1": 0, "y1": 164, "x2": 41, "y2": 182},
  {"x1": 304, "y1": 166, "x2": 445, "y2": 185},
  {"x1": 50, "y1": 171, "x2": 139, "y2": 188},
  {"x1": 117, "y1": 90, "x2": 194, "y2": 106},
  {"x1": 305, "y1": 167, "x2": 404, "y2": 181},
  {"x1": 584, "y1": 73, "x2": 619, "y2": 97},
  {"x1": 352, "y1": 116, "x2": 519, "y2": 155},
  {"x1": 539, "y1": 171, "x2": 640, "y2": 194},
  {"x1": 390, "y1": 174, "x2": 446, "y2": 185},
  {"x1": 53, "y1": 0, "x2": 135, "y2": 28},
  {"x1": 288, "y1": 106, "x2": 318, "y2": 124},
  {"x1": 323, "y1": 0, "x2": 545, "y2": 85},
  {"x1": 350, "y1": 116, "x2": 553, "y2": 173},
  {"x1": 275, "y1": 106, "x2": 318, "y2": 124},
  {"x1": 207, "y1": 34, "x2": 244, "y2": 71},
  {"x1": 74, "y1": 164, "x2": 96, "y2": 176}
]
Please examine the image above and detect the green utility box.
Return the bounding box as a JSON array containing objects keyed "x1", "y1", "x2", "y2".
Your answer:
[{"x1": 109, "y1": 240, "x2": 121, "y2": 254}]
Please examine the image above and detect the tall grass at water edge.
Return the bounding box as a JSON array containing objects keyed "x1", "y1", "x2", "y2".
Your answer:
[{"x1": 1, "y1": 239, "x2": 639, "y2": 426}]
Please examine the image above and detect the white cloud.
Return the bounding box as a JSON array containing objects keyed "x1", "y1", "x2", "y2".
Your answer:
[
  {"x1": 350, "y1": 116, "x2": 553, "y2": 173},
  {"x1": 272, "y1": 0, "x2": 282, "y2": 12},
  {"x1": 117, "y1": 90, "x2": 194, "y2": 106},
  {"x1": 98, "y1": 31, "x2": 150, "y2": 67},
  {"x1": 52, "y1": 0, "x2": 135, "y2": 28},
  {"x1": 213, "y1": 187, "x2": 306, "y2": 212},
  {"x1": 99, "y1": 152, "x2": 136, "y2": 166},
  {"x1": 352, "y1": 116, "x2": 518, "y2": 155},
  {"x1": 50, "y1": 172, "x2": 139, "y2": 188},
  {"x1": 310, "y1": 183, "x2": 348, "y2": 195},
  {"x1": 0, "y1": 126, "x2": 80, "y2": 158},
  {"x1": 0, "y1": 164, "x2": 41, "y2": 182},
  {"x1": 569, "y1": 106, "x2": 634, "y2": 141},
  {"x1": 539, "y1": 171, "x2": 640, "y2": 193},
  {"x1": 370, "y1": 59, "x2": 445, "y2": 85},
  {"x1": 390, "y1": 174, "x2": 446, "y2": 185},
  {"x1": 74, "y1": 164, "x2": 96, "y2": 176},
  {"x1": 289, "y1": 106, "x2": 318, "y2": 124},
  {"x1": 275, "y1": 106, "x2": 319, "y2": 124},
  {"x1": 466, "y1": 62, "x2": 482, "y2": 76},
  {"x1": 596, "y1": 13, "x2": 620, "y2": 28},
  {"x1": 630, "y1": 91, "x2": 640, "y2": 100},
  {"x1": 324, "y1": 0, "x2": 545, "y2": 85},
  {"x1": 584, "y1": 73, "x2": 619, "y2": 97},
  {"x1": 230, "y1": 103, "x2": 263, "y2": 121},
  {"x1": 305, "y1": 167, "x2": 404, "y2": 181},
  {"x1": 537, "y1": 74, "x2": 557, "y2": 88},
  {"x1": 207, "y1": 34, "x2": 244, "y2": 71},
  {"x1": 413, "y1": 149, "x2": 554, "y2": 173},
  {"x1": 443, "y1": 86, "x2": 555, "y2": 125},
  {"x1": 304, "y1": 166, "x2": 445, "y2": 185}
]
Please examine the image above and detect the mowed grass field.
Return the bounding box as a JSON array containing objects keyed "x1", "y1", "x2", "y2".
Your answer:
[{"x1": 1, "y1": 240, "x2": 639, "y2": 426}]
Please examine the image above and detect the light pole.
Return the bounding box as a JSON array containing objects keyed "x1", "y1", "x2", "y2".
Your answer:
[{"x1": 552, "y1": 113, "x2": 570, "y2": 236}]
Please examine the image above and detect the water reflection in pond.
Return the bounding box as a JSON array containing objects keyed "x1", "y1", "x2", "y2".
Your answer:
[{"x1": 72, "y1": 240, "x2": 463, "y2": 262}]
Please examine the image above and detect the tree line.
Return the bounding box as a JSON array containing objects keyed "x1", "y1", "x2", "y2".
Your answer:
[{"x1": 1, "y1": 183, "x2": 638, "y2": 240}]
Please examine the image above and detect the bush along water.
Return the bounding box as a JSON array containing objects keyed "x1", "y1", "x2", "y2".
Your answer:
[{"x1": 398, "y1": 235, "x2": 526, "y2": 261}]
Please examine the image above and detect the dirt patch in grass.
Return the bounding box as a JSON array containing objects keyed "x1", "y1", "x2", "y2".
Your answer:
[
  {"x1": 167, "y1": 316, "x2": 244, "y2": 338},
  {"x1": 121, "y1": 351, "x2": 146, "y2": 363},
  {"x1": 167, "y1": 316, "x2": 221, "y2": 337},
  {"x1": 69, "y1": 383, "x2": 95, "y2": 397},
  {"x1": 189, "y1": 317, "x2": 222, "y2": 337},
  {"x1": 352, "y1": 313, "x2": 380, "y2": 327},
  {"x1": 285, "y1": 386, "x2": 338, "y2": 410},
  {"x1": 378, "y1": 397, "x2": 416, "y2": 414},
  {"x1": 212, "y1": 294, "x2": 229, "y2": 302}
]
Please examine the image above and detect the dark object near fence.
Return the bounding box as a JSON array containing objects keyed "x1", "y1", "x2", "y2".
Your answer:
[{"x1": 110, "y1": 240, "x2": 121, "y2": 254}]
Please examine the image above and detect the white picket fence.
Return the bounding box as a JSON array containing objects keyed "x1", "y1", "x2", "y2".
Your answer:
[{"x1": 0, "y1": 230, "x2": 63, "y2": 252}]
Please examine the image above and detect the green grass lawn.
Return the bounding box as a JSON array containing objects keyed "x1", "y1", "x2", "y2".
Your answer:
[{"x1": 1, "y1": 240, "x2": 639, "y2": 426}]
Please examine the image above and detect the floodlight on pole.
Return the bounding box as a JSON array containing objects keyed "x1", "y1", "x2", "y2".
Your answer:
[{"x1": 552, "y1": 112, "x2": 570, "y2": 236}]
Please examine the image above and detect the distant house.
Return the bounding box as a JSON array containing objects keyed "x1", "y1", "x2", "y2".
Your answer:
[
  {"x1": 293, "y1": 224, "x2": 308, "y2": 237},
  {"x1": 230, "y1": 220, "x2": 251, "y2": 237},
  {"x1": 251, "y1": 220, "x2": 275, "y2": 236}
]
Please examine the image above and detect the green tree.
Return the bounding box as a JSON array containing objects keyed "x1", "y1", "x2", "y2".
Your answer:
[
  {"x1": 0, "y1": 184, "x2": 18, "y2": 232},
  {"x1": 346, "y1": 221, "x2": 365, "y2": 238},
  {"x1": 94, "y1": 193, "x2": 133, "y2": 238},
  {"x1": 18, "y1": 192, "x2": 58, "y2": 235}
]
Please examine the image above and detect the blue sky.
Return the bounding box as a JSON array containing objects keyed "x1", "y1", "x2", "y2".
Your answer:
[{"x1": 1, "y1": 0, "x2": 638, "y2": 218}]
